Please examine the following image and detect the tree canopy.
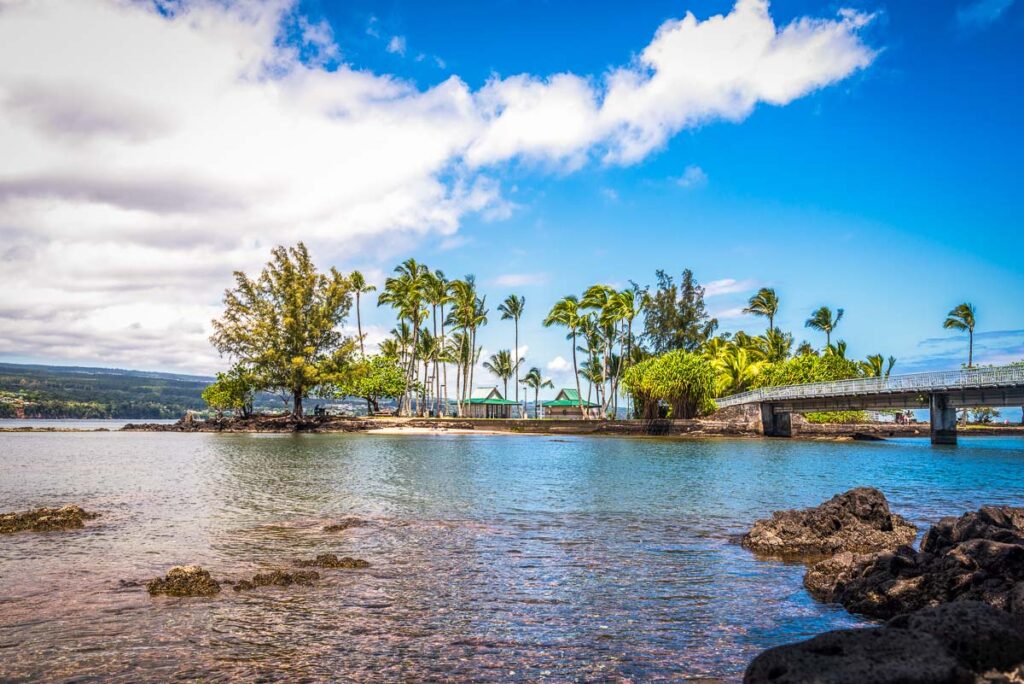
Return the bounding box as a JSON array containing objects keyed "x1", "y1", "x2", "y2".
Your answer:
[
  {"x1": 642, "y1": 269, "x2": 718, "y2": 354},
  {"x1": 210, "y1": 243, "x2": 354, "y2": 417},
  {"x1": 621, "y1": 350, "x2": 717, "y2": 419}
]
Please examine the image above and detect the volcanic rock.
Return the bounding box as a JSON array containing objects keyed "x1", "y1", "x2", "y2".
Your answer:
[
  {"x1": 296, "y1": 553, "x2": 370, "y2": 569},
  {"x1": 324, "y1": 518, "x2": 366, "y2": 533},
  {"x1": 0, "y1": 504, "x2": 99, "y2": 533},
  {"x1": 146, "y1": 565, "x2": 221, "y2": 597},
  {"x1": 745, "y1": 602, "x2": 1024, "y2": 684},
  {"x1": 232, "y1": 569, "x2": 320, "y2": 592},
  {"x1": 742, "y1": 488, "x2": 916, "y2": 559},
  {"x1": 808, "y1": 506, "x2": 1024, "y2": 620}
]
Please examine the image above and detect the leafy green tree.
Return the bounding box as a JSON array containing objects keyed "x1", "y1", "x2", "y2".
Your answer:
[
  {"x1": 521, "y1": 366, "x2": 553, "y2": 418},
  {"x1": 743, "y1": 287, "x2": 779, "y2": 332},
  {"x1": 622, "y1": 350, "x2": 717, "y2": 419},
  {"x1": 210, "y1": 243, "x2": 353, "y2": 417},
  {"x1": 805, "y1": 306, "x2": 844, "y2": 347},
  {"x1": 349, "y1": 270, "x2": 376, "y2": 357},
  {"x1": 642, "y1": 269, "x2": 718, "y2": 354},
  {"x1": 336, "y1": 355, "x2": 406, "y2": 414},
  {"x1": 943, "y1": 302, "x2": 977, "y2": 368},
  {"x1": 498, "y1": 294, "x2": 526, "y2": 409},
  {"x1": 544, "y1": 295, "x2": 585, "y2": 414},
  {"x1": 970, "y1": 407, "x2": 1000, "y2": 424},
  {"x1": 752, "y1": 353, "x2": 861, "y2": 389},
  {"x1": 201, "y1": 365, "x2": 259, "y2": 418}
]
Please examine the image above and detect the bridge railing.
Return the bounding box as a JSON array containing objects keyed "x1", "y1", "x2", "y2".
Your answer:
[{"x1": 715, "y1": 364, "x2": 1024, "y2": 408}]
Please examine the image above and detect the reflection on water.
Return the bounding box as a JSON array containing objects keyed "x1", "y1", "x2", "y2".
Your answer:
[{"x1": 1, "y1": 432, "x2": 1023, "y2": 680}]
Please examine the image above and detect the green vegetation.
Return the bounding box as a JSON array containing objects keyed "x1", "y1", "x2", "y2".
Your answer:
[
  {"x1": 201, "y1": 366, "x2": 258, "y2": 418},
  {"x1": 621, "y1": 350, "x2": 717, "y2": 419},
  {"x1": 210, "y1": 243, "x2": 354, "y2": 417},
  {"x1": 943, "y1": 302, "x2": 977, "y2": 368},
  {"x1": 331, "y1": 355, "x2": 406, "y2": 414},
  {"x1": 0, "y1": 363, "x2": 210, "y2": 419}
]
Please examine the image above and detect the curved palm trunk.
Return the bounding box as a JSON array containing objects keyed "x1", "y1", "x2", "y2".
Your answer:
[
  {"x1": 571, "y1": 331, "x2": 584, "y2": 418},
  {"x1": 968, "y1": 329, "x2": 974, "y2": 368},
  {"x1": 513, "y1": 318, "x2": 520, "y2": 416}
]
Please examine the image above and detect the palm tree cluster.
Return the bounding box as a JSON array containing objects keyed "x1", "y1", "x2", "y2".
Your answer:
[
  {"x1": 544, "y1": 285, "x2": 644, "y2": 417},
  {"x1": 703, "y1": 288, "x2": 899, "y2": 397}
]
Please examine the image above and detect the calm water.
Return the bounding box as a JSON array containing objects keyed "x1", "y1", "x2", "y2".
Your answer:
[{"x1": 1, "y1": 433, "x2": 1023, "y2": 681}]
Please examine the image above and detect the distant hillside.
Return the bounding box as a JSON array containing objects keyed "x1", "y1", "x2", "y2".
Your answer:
[{"x1": 0, "y1": 362, "x2": 214, "y2": 419}]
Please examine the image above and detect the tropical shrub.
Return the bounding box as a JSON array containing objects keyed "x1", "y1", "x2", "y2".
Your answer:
[
  {"x1": 751, "y1": 353, "x2": 864, "y2": 424},
  {"x1": 622, "y1": 350, "x2": 717, "y2": 419}
]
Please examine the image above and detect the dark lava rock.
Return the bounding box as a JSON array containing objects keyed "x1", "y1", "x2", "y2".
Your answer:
[
  {"x1": 324, "y1": 518, "x2": 366, "y2": 533},
  {"x1": 807, "y1": 506, "x2": 1024, "y2": 620},
  {"x1": 742, "y1": 488, "x2": 916, "y2": 559},
  {"x1": 146, "y1": 565, "x2": 221, "y2": 597},
  {"x1": 232, "y1": 569, "x2": 320, "y2": 592},
  {"x1": 0, "y1": 504, "x2": 99, "y2": 533},
  {"x1": 745, "y1": 602, "x2": 1024, "y2": 684},
  {"x1": 296, "y1": 553, "x2": 370, "y2": 569}
]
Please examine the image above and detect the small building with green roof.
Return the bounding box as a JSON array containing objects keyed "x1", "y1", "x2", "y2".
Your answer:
[
  {"x1": 461, "y1": 387, "x2": 521, "y2": 419},
  {"x1": 542, "y1": 388, "x2": 601, "y2": 419}
]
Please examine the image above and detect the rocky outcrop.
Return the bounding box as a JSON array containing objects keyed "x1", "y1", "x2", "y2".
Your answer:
[
  {"x1": 807, "y1": 506, "x2": 1024, "y2": 621},
  {"x1": 232, "y1": 569, "x2": 320, "y2": 592},
  {"x1": 324, "y1": 518, "x2": 366, "y2": 533},
  {"x1": 296, "y1": 553, "x2": 370, "y2": 569},
  {"x1": 742, "y1": 488, "x2": 917, "y2": 559},
  {"x1": 146, "y1": 566, "x2": 221, "y2": 597},
  {"x1": 0, "y1": 504, "x2": 98, "y2": 533},
  {"x1": 745, "y1": 601, "x2": 1024, "y2": 684}
]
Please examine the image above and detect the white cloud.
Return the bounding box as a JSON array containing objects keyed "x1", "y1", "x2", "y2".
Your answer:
[
  {"x1": 386, "y1": 35, "x2": 406, "y2": 56},
  {"x1": 0, "y1": 0, "x2": 876, "y2": 372},
  {"x1": 547, "y1": 356, "x2": 571, "y2": 372},
  {"x1": 711, "y1": 306, "x2": 748, "y2": 321},
  {"x1": 676, "y1": 164, "x2": 708, "y2": 189},
  {"x1": 490, "y1": 273, "x2": 549, "y2": 287},
  {"x1": 704, "y1": 277, "x2": 757, "y2": 297}
]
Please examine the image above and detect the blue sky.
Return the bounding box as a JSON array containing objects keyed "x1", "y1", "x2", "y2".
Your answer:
[
  {"x1": 0, "y1": 0, "x2": 1021, "y2": 413},
  {"x1": 325, "y1": 0, "x2": 1023, "y2": 378}
]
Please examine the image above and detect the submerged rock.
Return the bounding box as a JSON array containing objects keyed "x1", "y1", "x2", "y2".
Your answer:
[
  {"x1": 742, "y1": 488, "x2": 916, "y2": 559},
  {"x1": 232, "y1": 569, "x2": 320, "y2": 592},
  {"x1": 809, "y1": 506, "x2": 1024, "y2": 620},
  {"x1": 296, "y1": 553, "x2": 370, "y2": 569},
  {"x1": 323, "y1": 518, "x2": 366, "y2": 533},
  {"x1": 745, "y1": 601, "x2": 1024, "y2": 684},
  {"x1": 146, "y1": 565, "x2": 221, "y2": 597},
  {"x1": 0, "y1": 504, "x2": 98, "y2": 533}
]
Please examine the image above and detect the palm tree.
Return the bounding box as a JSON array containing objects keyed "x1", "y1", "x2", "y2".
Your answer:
[
  {"x1": 447, "y1": 277, "x2": 488, "y2": 414},
  {"x1": 743, "y1": 287, "x2": 779, "y2": 332},
  {"x1": 943, "y1": 303, "x2": 977, "y2": 368},
  {"x1": 544, "y1": 295, "x2": 585, "y2": 416},
  {"x1": 483, "y1": 349, "x2": 521, "y2": 400},
  {"x1": 498, "y1": 294, "x2": 526, "y2": 414},
  {"x1": 423, "y1": 271, "x2": 450, "y2": 415},
  {"x1": 349, "y1": 270, "x2": 376, "y2": 357},
  {"x1": 755, "y1": 328, "x2": 793, "y2": 363},
  {"x1": 714, "y1": 346, "x2": 765, "y2": 396},
  {"x1": 861, "y1": 354, "x2": 896, "y2": 378},
  {"x1": 521, "y1": 367, "x2": 553, "y2": 418},
  {"x1": 805, "y1": 306, "x2": 844, "y2": 347},
  {"x1": 378, "y1": 259, "x2": 429, "y2": 415}
]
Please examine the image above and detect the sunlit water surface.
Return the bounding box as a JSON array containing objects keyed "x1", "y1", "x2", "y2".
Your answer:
[{"x1": 1, "y1": 432, "x2": 1022, "y2": 681}]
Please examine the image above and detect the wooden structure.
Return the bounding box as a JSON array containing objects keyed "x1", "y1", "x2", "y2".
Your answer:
[{"x1": 541, "y1": 388, "x2": 601, "y2": 419}]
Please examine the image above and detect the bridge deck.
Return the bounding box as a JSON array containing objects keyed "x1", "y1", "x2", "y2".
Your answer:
[{"x1": 716, "y1": 365, "x2": 1024, "y2": 412}]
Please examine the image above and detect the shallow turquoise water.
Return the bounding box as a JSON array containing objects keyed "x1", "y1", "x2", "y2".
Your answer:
[{"x1": 1, "y1": 432, "x2": 1022, "y2": 681}]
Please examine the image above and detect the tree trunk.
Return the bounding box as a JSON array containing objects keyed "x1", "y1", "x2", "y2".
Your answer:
[
  {"x1": 572, "y1": 331, "x2": 584, "y2": 418},
  {"x1": 293, "y1": 391, "x2": 303, "y2": 418},
  {"x1": 514, "y1": 318, "x2": 520, "y2": 411},
  {"x1": 968, "y1": 330, "x2": 974, "y2": 368},
  {"x1": 356, "y1": 292, "x2": 364, "y2": 357},
  {"x1": 440, "y1": 304, "x2": 447, "y2": 417}
]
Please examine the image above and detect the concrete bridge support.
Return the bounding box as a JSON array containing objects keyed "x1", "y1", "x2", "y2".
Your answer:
[
  {"x1": 760, "y1": 404, "x2": 792, "y2": 438},
  {"x1": 930, "y1": 393, "x2": 957, "y2": 445}
]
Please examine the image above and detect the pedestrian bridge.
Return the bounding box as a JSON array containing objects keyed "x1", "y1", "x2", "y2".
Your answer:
[{"x1": 715, "y1": 365, "x2": 1024, "y2": 445}]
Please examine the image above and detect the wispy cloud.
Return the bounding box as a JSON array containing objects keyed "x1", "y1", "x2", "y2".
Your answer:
[
  {"x1": 490, "y1": 273, "x2": 550, "y2": 288},
  {"x1": 957, "y1": 0, "x2": 1016, "y2": 28},
  {"x1": 704, "y1": 278, "x2": 757, "y2": 297},
  {"x1": 386, "y1": 35, "x2": 406, "y2": 56},
  {"x1": 900, "y1": 329, "x2": 1024, "y2": 372},
  {"x1": 675, "y1": 165, "x2": 708, "y2": 189}
]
